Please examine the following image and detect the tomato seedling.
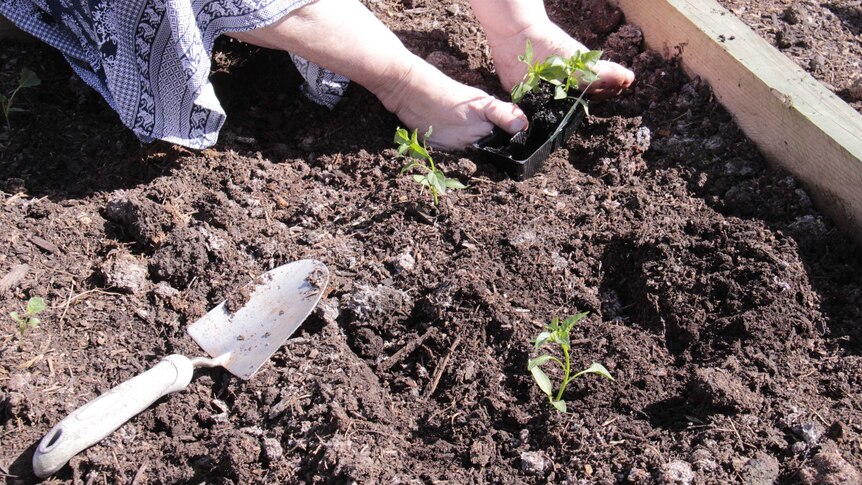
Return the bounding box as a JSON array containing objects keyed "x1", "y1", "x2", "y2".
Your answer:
[
  {"x1": 528, "y1": 313, "x2": 614, "y2": 412},
  {"x1": 1, "y1": 68, "x2": 41, "y2": 129},
  {"x1": 394, "y1": 126, "x2": 466, "y2": 206},
  {"x1": 10, "y1": 296, "x2": 46, "y2": 334},
  {"x1": 510, "y1": 40, "x2": 601, "y2": 115}
]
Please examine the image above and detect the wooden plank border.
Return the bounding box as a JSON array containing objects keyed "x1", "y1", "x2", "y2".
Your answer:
[{"x1": 611, "y1": 0, "x2": 862, "y2": 240}]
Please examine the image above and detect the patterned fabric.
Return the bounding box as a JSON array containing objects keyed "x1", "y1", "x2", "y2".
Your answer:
[{"x1": 0, "y1": 0, "x2": 350, "y2": 148}]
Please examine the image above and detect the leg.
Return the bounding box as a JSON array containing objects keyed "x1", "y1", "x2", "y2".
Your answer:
[
  {"x1": 232, "y1": 0, "x2": 527, "y2": 150},
  {"x1": 470, "y1": 0, "x2": 635, "y2": 97}
]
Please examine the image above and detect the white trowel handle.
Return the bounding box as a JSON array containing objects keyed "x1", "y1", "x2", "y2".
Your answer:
[{"x1": 32, "y1": 354, "x2": 195, "y2": 478}]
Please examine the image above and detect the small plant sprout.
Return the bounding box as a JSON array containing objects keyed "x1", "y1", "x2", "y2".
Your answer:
[
  {"x1": 510, "y1": 40, "x2": 601, "y2": 114},
  {"x1": 394, "y1": 126, "x2": 467, "y2": 205},
  {"x1": 1, "y1": 68, "x2": 41, "y2": 129},
  {"x1": 528, "y1": 312, "x2": 614, "y2": 412},
  {"x1": 10, "y1": 296, "x2": 47, "y2": 333}
]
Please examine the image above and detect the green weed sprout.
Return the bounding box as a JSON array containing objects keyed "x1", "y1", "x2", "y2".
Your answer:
[
  {"x1": 510, "y1": 40, "x2": 601, "y2": 115},
  {"x1": 394, "y1": 126, "x2": 466, "y2": 206},
  {"x1": 1, "y1": 68, "x2": 41, "y2": 129},
  {"x1": 528, "y1": 312, "x2": 614, "y2": 412},
  {"x1": 10, "y1": 296, "x2": 46, "y2": 333}
]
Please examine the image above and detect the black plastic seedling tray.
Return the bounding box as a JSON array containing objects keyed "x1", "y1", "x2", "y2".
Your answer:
[{"x1": 472, "y1": 100, "x2": 587, "y2": 181}]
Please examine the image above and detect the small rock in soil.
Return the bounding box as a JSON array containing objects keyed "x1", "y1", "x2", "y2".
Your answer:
[
  {"x1": 659, "y1": 460, "x2": 695, "y2": 485},
  {"x1": 455, "y1": 158, "x2": 476, "y2": 177},
  {"x1": 100, "y1": 252, "x2": 149, "y2": 295},
  {"x1": 741, "y1": 452, "x2": 779, "y2": 485},
  {"x1": 690, "y1": 448, "x2": 718, "y2": 472},
  {"x1": 153, "y1": 281, "x2": 180, "y2": 299},
  {"x1": 793, "y1": 422, "x2": 823, "y2": 446},
  {"x1": 508, "y1": 230, "x2": 538, "y2": 248},
  {"x1": 520, "y1": 451, "x2": 551, "y2": 476},
  {"x1": 343, "y1": 284, "x2": 413, "y2": 321},
  {"x1": 262, "y1": 437, "x2": 283, "y2": 463},
  {"x1": 313, "y1": 298, "x2": 340, "y2": 326},
  {"x1": 798, "y1": 444, "x2": 861, "y2": 485},
  {"x1": 689, "y1": 367, "x2": 757, "y2": 412},
  {"x1": 634, "y1": 126, "x2": 651, "y2": 153},
  {"x1": 386, "y1": 252, "x2": 415, "y2": 273},
  {"x1": 104, "y1": 193, "x2": 174, "y2": 247}
]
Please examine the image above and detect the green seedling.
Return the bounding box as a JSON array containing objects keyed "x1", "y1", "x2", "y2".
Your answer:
[
  {"x1": 10, "y1": 296, "x2": 46, "y2": 333},
  {"x1": 394, "y1": 126, "x2": 467, "y2": 206},
  {"x1": 528, "y1": 312, "x2": 614, "y2": 412},
  {"x1": 1, "y1": 68, "x2": 41, "y2": 129},
  {"x1": 510, "y1": 39, "x2": 601, "y2": 115}
]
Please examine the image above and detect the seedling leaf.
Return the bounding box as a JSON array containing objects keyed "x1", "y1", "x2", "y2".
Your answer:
[
  {"x1": 582, "y1": 50, "x2": 603, "y2": 65},
  {"x1": 530, "y1": 366, "x2": 553, "y2": 396},
  {"x1": 573, "y1": 362, "x2": 615, "y2": 381},
  {"x1": 528, "y1": 354, "x2": 553, "y2": 370},
  {"x1": 445, "y1": 178, "x2": 467, "y2": 190},
  {"x1": 427, "y1": 170, "x2": 447, "y2": 195},
  {"x1": 19, "y1": 69, "x2": 41, "y2": 89},
  {"x1": 394, "y1": 127, "x2": 411, "y2": 146},
  {"x1": 538, "y1": 56, "x2": 568, "y2": 82},
  {"x1": 27, "y1": 297, "x2": 46, "y2": 314},
  {"x1": 551, "y1": 400, "x2": 567, "y2": 413},
  {"x1": 522, "y1": 39, "x2": 534, "y2": 65},
  {"x1": 554, "y1": 85, "x2": 568, "y2": 100},
  {"x1": 533, "y1": 331, "x2": 552, "y2": 350}
]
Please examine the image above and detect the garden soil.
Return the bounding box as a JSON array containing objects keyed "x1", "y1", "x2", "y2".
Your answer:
[
  {"x1": 716, "y1": 0, "x2": 862, "y2": 114},
  {"x1": 1, "y1": 0, "x2": 861, "y2": 483}
]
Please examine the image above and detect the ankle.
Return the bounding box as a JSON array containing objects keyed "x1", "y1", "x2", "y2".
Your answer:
[{"x1": 369, "y1": 54, "x2": 424, "y2": 115}]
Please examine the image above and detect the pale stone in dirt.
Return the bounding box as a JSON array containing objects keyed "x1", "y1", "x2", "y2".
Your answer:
[
  {"x1": 659, "y1": 460, "x2": 695, "y2": 485},
  {"x1": 520, "y1": 451, "x2": 551, "y2": 476}
]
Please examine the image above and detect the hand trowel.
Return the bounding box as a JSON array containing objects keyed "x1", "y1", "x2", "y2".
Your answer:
[{"x1": 32, "y1": 259, "x2": 329, "y2": 478}]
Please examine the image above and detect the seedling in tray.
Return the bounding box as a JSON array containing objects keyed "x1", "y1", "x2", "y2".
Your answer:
[
  {"x1": 528, "y1": 312, "x2": 614, "y2": 412},
  {"x1": 395, "y1": 126, "x2": 466, "y2": 206},
  {"x1": 473, "y1": 41, "x2": 602, "y2": 180},
  {"x1": 511, "y1": 39, "x2": 601, "y2": 114}
]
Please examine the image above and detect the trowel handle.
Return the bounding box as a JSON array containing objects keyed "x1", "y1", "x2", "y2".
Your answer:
[{"x1": 32, "y1": 354, "x2": 195, "y2": 478}]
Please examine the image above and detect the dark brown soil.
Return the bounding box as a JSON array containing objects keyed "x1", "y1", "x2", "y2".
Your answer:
[
  {"x1": 716, "y1": 0, "x2": 862, "y2": 113},
  {"x1": 2, "y1": 0, "x2": 862, "y2": 484}
]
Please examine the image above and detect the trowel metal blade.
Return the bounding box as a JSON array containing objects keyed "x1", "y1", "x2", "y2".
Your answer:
[{"x1": 187, "y1": 259, "x2": 329, "y2": 380}]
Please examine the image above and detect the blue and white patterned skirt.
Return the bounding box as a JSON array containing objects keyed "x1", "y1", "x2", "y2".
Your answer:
[{"x1": 0, "y1": 0, "x2": 350, "y2": 148}]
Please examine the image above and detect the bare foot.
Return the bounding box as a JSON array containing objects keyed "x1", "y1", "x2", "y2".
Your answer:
[
  {"x1": 487, "y1": 21, "x2": 635, "y2": 99},
  {"x1": 375, "y1": 56, "x2": 528, "y2": 150}
]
